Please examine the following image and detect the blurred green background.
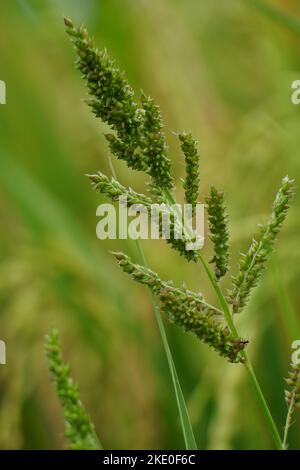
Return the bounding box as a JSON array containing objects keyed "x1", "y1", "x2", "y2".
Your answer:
[{"x1": 0, "y1": 0, "x2": 299, "y2": 450}]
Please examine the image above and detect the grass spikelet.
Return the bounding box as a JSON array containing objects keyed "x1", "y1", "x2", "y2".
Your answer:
[
  {"x1": 228, "y1": 176, "x2": 295, "y2": 313},
  {"x1": 64, "y1": 17, "x2": 173, "y2": 193},
  {"x1": 206, "y1": 186, "x2": 230, "y2": 280},
  {"x1": 113, "y1": 252, "x2": 247, "y2": 363},
  {"x1": 178, "y1": 132, "x2": 200, "y2": 214}
]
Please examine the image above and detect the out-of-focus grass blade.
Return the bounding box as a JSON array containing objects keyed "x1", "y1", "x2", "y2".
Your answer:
[
  {"x1": 245, "y1": 0, "x2": 300, "y2": 34},
  {"x1": 151, "y1": 298, "x2": 197, "y2": 450},
  {"x1": 0, "y1": 148, "x2": 143, "y2": 339},
  {"x1": 0, "y1": 150, "x2": 114, "y2": 287},
  {"x1": 168, "y1": 354, "x2": 197, "y2": 450},
  {"x1": 135, "y1": 241, "x2": 197, "y2": 450},
  {"x1": 271, "y1": 258, "x2": 300, "y2": 340}
]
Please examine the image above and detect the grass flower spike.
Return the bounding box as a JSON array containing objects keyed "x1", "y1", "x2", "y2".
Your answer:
[
  {"x1": 88, "y1": 175, "x2": 198, "y2": 262},
  {"x1": 206, "y1": 186, "x2": 230, "y2": 280},
  {"x1": 179, "y1": 132, "x2": 200, "y2": 215},
  {"x1": 140, "y1": 93, "x2": 173, "y2": 193},
  {"x1": 64, "y1": 17, "x2": 173, "y2": 194},
  {"x1": 113, "y1": 252, "x2": 247, "y2": 363},
  {"x1": 45, "y1": 329, "x2": 101, "y2": 450},
  {"x1": 285, "y1": 364, "x2": 300, "y2": 410},
  {"x1": 228, "y1": 176, "x2": 295, "y2": 313},
  {"x1": 88, "y1": 172, "x2": 153, "y2": 207}
]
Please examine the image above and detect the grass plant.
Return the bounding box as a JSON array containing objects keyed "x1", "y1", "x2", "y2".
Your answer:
[{"x1": 44, "y1": 16, "x2": 297, "y2": 450}]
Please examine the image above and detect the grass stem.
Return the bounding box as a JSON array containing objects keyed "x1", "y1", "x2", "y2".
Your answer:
[
  {"x1": 282, "y1": 393, "x2": 295, "y2": 450},
  {"x1": 198, "y1": 254, "x2": 284, "y2": 450}
]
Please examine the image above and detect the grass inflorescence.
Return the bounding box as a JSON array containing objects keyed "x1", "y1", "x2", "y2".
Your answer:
[
  {"x1": 45, "y1": 329, "x2": 102, "y2": 450},
  {"x1": 45, "y1": 16, "x2": 296, "y2": 450}
]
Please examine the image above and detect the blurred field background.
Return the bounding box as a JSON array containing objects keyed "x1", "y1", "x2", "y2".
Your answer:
[{"x1": 0, "y1": 0, "x2": 300, "y2": 450}]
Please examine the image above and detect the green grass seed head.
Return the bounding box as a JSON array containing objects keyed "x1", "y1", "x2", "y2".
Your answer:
[
  {"x1": 206, "y1": 186, "x2": 230, "y2": 281},
  {"x1": 112, "y1": 252, "x2": 247, "y2": 363},
  {"x1": 45, "y1": 328, "x2": 101, "y2": 450},
  {"x1": 64, "y1": 16, "x2": 173, "y2": 194},
  {"x1": 228, "y1": 176, "x2": 295, "y2": 313}
]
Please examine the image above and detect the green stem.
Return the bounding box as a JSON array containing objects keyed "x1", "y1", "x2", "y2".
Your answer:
[
  {"x1": 199, "y1": 254, "x2": 283, "y2": 450},
  {"x1": 198, "y1": 255, "x2": 238, "y2": 336},
  {"x1": 164, "y1": 188, "x2": 283, "y2": 450},
  {"x1": 135, "y1": 239, "x2": 197, "y2": 450},
  {"x1": 282, "y1": 393, "x2": 295, "y2": 450},
  {"x1": 246, "y1": 360, "x2": 284, "y2": 450}
]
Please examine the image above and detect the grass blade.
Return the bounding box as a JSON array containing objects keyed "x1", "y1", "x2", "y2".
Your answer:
[
  {"x1": 245, "y1": 0, "x2": 300, "y2": 34},
  {"x1": 135, "y1": 240, "x2": 197, "y2": 450},
  {"x1": 271, "y1": 258, "x2": 300, "y2": 340}
]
